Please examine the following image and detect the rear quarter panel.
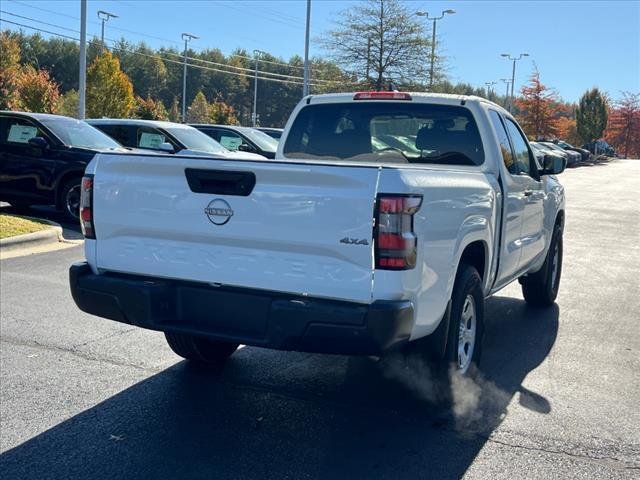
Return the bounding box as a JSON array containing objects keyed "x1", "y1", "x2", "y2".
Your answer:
[{"x1": 374, "y1": 166, "x2": 498, "y2": 340}]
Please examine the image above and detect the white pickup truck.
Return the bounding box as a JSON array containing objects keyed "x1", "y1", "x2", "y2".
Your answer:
[{"x1": 70, "y1": 92, "x2": 566, "y2": 375}]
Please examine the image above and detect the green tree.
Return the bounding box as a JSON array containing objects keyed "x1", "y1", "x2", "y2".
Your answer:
[
  {"x1": 114, "y1": 40, "x2": 168, "y2": 98},
  {"x1": 186, "y1": 91, "x2": 209, "y2": 123},
  {"x1": 58, "y1": 89, "x2": 79, "y2": 118},
  {"x1": 0, "y1": 32, "x2": 22, "y2": 109},
  {"x1": 576, "y1": 88, "x2": 608, "y2": 144},
  {"x1": 86, "y1": 51, "x2": 135, "y2": 118},
  {"x1": 18, "y1": 66, "x2": 61, "y2": 113},
  {"x1": 321, "y1": 0, "x2": 431, "y2": 91},
  {"x1": 133, "y1": 95, "x2": 169, "y2": 120},
  {"x1": 168, "y1": 96, "x2": 180, "y2": 122}
]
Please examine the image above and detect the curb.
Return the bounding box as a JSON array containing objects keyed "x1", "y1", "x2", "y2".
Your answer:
[{"x1": 0, "y1": 219, "x2": 65, "y2": 253}]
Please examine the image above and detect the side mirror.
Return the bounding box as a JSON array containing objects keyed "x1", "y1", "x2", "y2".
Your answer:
[
  {"x1": 237, "y1": 143, "x2": 253, "y2": 153},
  {"x1": 541, "y1": 154, "x2": 566, "y2": 175},
  {"x1": 28, "y1": 137, "x2": 48, "y2": 149},
  {"x1": 158, "y1": 142, "x2": 174, "y2": 153}
]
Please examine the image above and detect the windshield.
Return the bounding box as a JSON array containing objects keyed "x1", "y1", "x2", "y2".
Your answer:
[
  {"x1": 556, "y1": 140, "x2": 572, "y2": 148},
  {"x1": 40, "y1": 117, "x2": 121, "y2": 149},
  {"x1": 544, "y1": 143, "x2": 566, "y2": 152},
  {"x1": 261, "y1": 129, "x2": 282, "y2": 140},
  {"x1": 240, "y1": 128, "x2": 278, "y2": 152},
  {"x1": 165, "y1": 126, "x2": 228, "y2": 154},
  {"x1": 283, "y1": 102, "x2": 484, "y2": 165}
]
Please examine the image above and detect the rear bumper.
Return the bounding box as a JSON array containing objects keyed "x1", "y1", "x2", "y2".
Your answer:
[{"x1": 69, "y1": 262, "x2": 414, "y2": 355}]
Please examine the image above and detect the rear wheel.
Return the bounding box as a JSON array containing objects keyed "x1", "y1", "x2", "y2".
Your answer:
[
  {"x1": 521, "y1": 223, "x2": 563, "y2": 307},
  {"x1": 443, "y1": 264, "x2": 484, "y2": 376},
  {"x1": 60, "y1": 178, "x2": 81, "y2": 223},
  {"x1": 165, "y1": 332, "x2": 239, "y2": 366},
  {"x1": 398, "y1": 264, "x2": 484, "y2": 380}
]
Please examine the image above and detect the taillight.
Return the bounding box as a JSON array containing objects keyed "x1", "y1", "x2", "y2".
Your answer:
[
  {"x1": 375, "y1": 194, "x2": 422, "y2": 270},
  {"x1": 80, "y1": 175, "x2": 95, "y2": 239},
  {"x1": 353, "y1": 91, "x2": 412, "y2": 101}
]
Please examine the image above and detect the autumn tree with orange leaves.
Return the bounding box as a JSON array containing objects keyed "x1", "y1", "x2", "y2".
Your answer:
[
  {"x1": 19, "y1": 66, "x2": 61, "y2": 113},
  {"x1": 515, "y1": 70, "x2": 561, "y2": 140},
  {"x1": 605, "y1": 92, "x2": 640, "y2": 158}
]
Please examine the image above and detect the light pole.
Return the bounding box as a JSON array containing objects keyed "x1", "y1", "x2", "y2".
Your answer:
[
  {"x1": 485, "y1": 81, "x2": 498, "y2": 99},
  {"x1": 501, "y1": 52, "x2": 529, "y2": 107},
  {"x1": 302, "y1": 0, "x2": 311, "y2": 97},
  {"x1": 416, "y1": 9, "x2": 455, "y2": 91},
  {"x1": 97, "y1": 10, "x2": 118, "y2": 51},
  {"x1": 500, "y1": 78, "x2": 512, "y2": 109},
  {"x1": 252, "y1": 49, "x2": 267, "y2": 127},
  {"x1": 181, "y1": 32, "x2": 199, "y2": 123},
  {"x1": 78, "y1": 0, "x2": 86, "y2": 119}
]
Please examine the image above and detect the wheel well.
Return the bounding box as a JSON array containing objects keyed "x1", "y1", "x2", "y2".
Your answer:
[
  {"x1": 55, "y1": 172, "x2": 83, "y2": 208},
  {"x1": 460, "y1": 241, "x2": 486, "y2": 282},
  {"x1": 555, "y1": 210, "x2": 565, "y2": 229}
]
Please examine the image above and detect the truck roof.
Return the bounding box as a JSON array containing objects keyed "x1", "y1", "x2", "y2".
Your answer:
[{"x1": 305, "y1": 92, "x2": 507, "y2": 113}]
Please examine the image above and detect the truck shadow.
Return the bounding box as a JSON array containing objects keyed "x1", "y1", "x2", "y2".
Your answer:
[{"x1": 0, "y1": 295, "x2": 558, "y2": 480}]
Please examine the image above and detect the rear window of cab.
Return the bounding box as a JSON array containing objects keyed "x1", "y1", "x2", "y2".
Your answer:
[{"x1": 283, "y1": 102, "x2": 484, "y2": 166}]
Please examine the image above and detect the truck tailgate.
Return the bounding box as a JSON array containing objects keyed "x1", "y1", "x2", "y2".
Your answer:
[{"x1": 92, "y1": 154, "x2": 380, "y2": 303}]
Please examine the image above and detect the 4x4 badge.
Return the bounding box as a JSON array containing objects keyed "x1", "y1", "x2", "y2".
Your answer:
[{"x1": 340, "y1": 237, "x2": 369, "y2": 246}]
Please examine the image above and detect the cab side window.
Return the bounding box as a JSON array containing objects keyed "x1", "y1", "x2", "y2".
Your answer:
[
  {"x1": 216, "y1": 130, "x2": 244, "y2": 151},
  {"x1": 136, "y1": 127, "x2": 168, "y2": 150},
  {"x1": 489, "y1": 110, "x2": 516, "y2": 175},
  {"x1": 505, "y1": 119, "x2": 534, "y2": 177},
  {"x1": 5, "y1": 118, "x2": 48, "y2": 146}
]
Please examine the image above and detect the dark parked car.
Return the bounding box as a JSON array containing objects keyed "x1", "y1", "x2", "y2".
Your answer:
[
  {"x1": 551, "y1": 139, "x2": 590, "y2": 162},
  {"x1": 256, "y1": 127, "x2": 284, "y2": 141},
  {"x1": 0, "y1": 111, "x2": 127, "y2": 221},
  {"x1": 529, "y1": 142, "x2": 577, "y2": 167},
  {"x1": 582, "y1": 140, "x2": 615, "y2": 156},
  {"x1": 530, "y1": 142, "x2": 569, "y2": 166},
  {"x1": 190, "y1": 124, "x2": 278, "y2": 159},
  {"x1": 540, "y1": 142, "x2": 582, "y2": 166}
]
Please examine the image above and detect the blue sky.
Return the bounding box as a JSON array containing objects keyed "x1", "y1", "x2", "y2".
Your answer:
[{"x1": 2, "y1": 0, "x2": 638, "y2": 102}]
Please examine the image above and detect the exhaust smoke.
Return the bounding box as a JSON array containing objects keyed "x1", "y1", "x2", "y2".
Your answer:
[{"x1": 380, "y1": 354, "x2": 510, "y2": 432}]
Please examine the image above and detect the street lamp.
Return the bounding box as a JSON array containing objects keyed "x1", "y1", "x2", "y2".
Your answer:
[
  {"x1": 79, "y1": 0, "x2": 87, "y2": 119},
  {"x1": 416, "y1": 9, "x2": 455, "y2": 91},
  {"x1": 501, "y1": 52, "x2": 529, "y2": 108},
  {"x1": 181, "y1": 32, "x2": 199, "y2": 123},
  {"x1": 252, "y1": 49, "x2": 267, "y2": 127},
  {"x1": 302, "y1": 0, "x2": 311, "y2": 97},
  {"x1": 500, "y1": 78, "x2": 512, "y2": 109},
  {"x1": 485, "y1": 81, "x2": 498, "y2": 98},
  {"x1": 97, "y1": 10, "x2": 118, "y2": 51}
]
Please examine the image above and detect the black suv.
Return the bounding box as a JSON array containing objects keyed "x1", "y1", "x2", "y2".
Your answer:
[{"x1": 0, "y1": 112, "x2": 126, "y2": 221}]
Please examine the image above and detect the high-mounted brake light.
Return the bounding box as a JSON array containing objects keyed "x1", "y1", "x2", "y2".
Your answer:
[
  {"x1": 353, "y1": 91, "x2": 412, "y2": 101},
  {"x1": 79, "y1": 175, "x2": 95, "y2": 239},
  {"x1": 374, "y1": 194, "x2": 422, "y2": 270}
]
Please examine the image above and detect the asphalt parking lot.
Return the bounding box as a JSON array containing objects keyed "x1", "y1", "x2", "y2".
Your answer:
[{"x1": 1, "y1": 160, "x2": 639, "y2": 479}]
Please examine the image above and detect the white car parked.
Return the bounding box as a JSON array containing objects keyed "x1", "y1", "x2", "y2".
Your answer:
[{"x1": 71, "y1": 92, "x2": 566, "y2": 376}]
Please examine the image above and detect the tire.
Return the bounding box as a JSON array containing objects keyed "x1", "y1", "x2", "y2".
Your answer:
[
  {"x1": 59, "y1": 178, "x2": 82, "y2": 223},
  {"x1": 521, "y1": 223, "x2": 563, "y2": 307},
  {"x1": 165, "y1": 332, "x2": 239, "y2": 366},
  {"x1": 442, "y1": 264, "x2": 484, "y2": 376}
]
